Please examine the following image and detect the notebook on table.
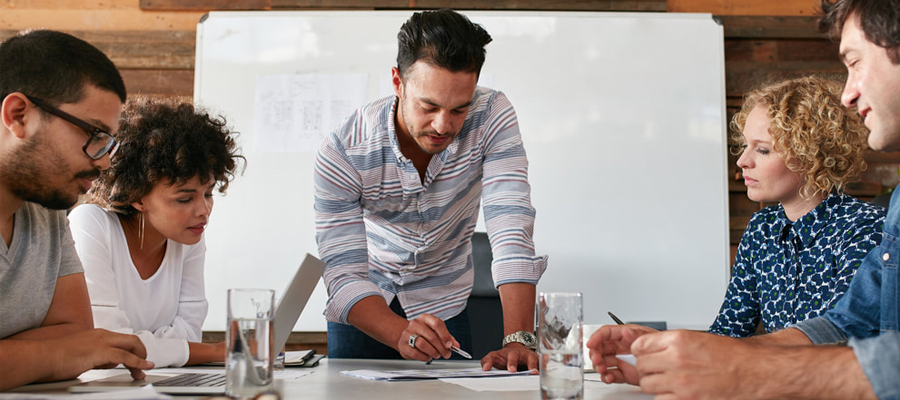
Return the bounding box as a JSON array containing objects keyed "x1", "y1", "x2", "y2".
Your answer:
[{"x1": 69, "y1": 253, "x2": 326, "y2": 395}]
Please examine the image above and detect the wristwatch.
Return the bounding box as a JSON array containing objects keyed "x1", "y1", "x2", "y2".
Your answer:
[{"x1": 502, "y1": 331, "x2": 537, "y2": 350}]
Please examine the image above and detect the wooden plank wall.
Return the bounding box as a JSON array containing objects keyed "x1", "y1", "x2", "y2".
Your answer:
[{"x1": 3, "y1": 0, "x2": 898, "y2": 348}]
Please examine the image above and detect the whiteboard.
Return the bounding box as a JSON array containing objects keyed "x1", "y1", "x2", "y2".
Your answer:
[{"x1": 195, "y1": 10, "x2": 730, "y2": 332}]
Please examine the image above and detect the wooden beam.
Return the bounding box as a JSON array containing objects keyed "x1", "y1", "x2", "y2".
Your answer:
[
  {"x1": 120, "y1": 69, "x2": 194, "y2": 97},
  {"x1": 410, "y1": 0, "x2": 667, "y2": 11},
  {"x1": 271, "y1": 0, "x2": 407, "y2": 8},
  {"x1": 266, "y1": 0, "x2": 666, "y2": 10},
  {"x1": 718, "y1": 16, "x2": 825, "y2": 39},
  {"x1": 725, "y1": 39, "x2": 839, "y2": 63},
  {"x1": 0, "y1": 30, "x2": 195, "y2": 70},
  {"x1": 140, "y1": 0, "x2": 271, "y2": 11},
  {"x1": 725, "y1": 61, "x2": 845, "y2": 97},
  {"x1": 2, "y1": 0, "x2": 136, "y2": 9},
  {"x1": 668, "y1": 0, "x2": 819, "y2": 16},
  {"x1": 0, "y1": 9, "x2": 206, "y2": 31}
]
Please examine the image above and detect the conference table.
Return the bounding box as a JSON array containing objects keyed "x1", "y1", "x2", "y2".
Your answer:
[{"x1": 11, "y1": 359, "x2": 654, "y2": 399}]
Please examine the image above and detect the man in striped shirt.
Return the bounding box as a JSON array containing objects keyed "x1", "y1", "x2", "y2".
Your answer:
[{"x1": 314, "y1": 9, "x2": 547, "y2": 371}]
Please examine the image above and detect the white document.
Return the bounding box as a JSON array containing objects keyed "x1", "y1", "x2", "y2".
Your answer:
[
  {"x1": 440, "y1": 375, "x2": 538, "y2": 392},
  {"x1": 341, "y1": 367, "x2": 533, "y2": 381},
  {"x1": 152, "y1": 367, "x2": 310, "y2": 380},
  {"x1": 253, "y1": 74, "x2": 368, "y2": 154}
]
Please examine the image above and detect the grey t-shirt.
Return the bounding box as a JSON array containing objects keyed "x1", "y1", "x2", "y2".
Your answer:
[{"x1": 0, "y1": 202, "x2": 84, "y2": 339}]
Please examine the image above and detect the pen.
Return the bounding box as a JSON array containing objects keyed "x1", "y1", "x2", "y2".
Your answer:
[
  {"x1": 450, "y1": 346, "x2": 472, "y2": 359},
  {"x1": 608, "y1": 311, "x2": 625, "y2": 325},
  {"x1": 425, "y1": 346, "x2": 472, "y2": 365}
]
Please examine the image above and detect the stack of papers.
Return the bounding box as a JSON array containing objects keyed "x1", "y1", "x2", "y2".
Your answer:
[{"x1": 341, "y1": 368, "x2": 534, "y2": 381}]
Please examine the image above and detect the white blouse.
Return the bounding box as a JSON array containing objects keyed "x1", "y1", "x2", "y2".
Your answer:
[{"x1": 68, "y1": 204, "x2": 208, "y2": 367}]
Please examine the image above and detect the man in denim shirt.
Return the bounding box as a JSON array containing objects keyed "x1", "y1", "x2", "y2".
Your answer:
[{"x1": 585, "y1": 1, "x2": 899, "y2": 398}]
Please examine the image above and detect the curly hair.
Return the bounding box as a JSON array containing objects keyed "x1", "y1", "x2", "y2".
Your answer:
[
  {"x1": 87, "y1": 96, "x2": 244, "y2": 216},
  {"x1": 730, "y1": 75, "x2": 869, "y2": 199}
]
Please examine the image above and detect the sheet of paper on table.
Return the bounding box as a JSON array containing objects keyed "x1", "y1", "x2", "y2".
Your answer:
[{"x1": 341, "y1": 368, "x2": 534, "y2": 381}]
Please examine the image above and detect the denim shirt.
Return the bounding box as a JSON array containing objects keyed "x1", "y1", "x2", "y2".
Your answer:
[{"x1": 794, "y1": 185, "x2": 900, "y2": 400}]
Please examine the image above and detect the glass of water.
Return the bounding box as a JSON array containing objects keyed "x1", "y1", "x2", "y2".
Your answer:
[
  {"x1": 226, "y1": 288, "x2": 275, "y2": 399},
  {"x1": 538, "y1": 292, "x2": 583, "y2": 400}
]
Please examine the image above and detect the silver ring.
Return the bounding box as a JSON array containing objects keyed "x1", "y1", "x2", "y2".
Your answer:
[{"x1": 408, "y1": 334, "x2": 419, "y2": 348}]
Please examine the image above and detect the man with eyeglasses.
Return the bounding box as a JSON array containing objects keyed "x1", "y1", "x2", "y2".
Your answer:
[{"x1": 0, "y1": 30, "x2": 153, "y2": 390}]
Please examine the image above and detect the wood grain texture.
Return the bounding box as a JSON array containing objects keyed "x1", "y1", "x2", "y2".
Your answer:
[
  {"x1": 0, "y1": 30, "x2": 195, "y2": 69},
  {"x1": 668, "y1": 0, "x2": 819, "y2": 16},
  {"x1": 719, "y1": 16, "x2": 824, "y2": 39},
  {"x1": 410, "y1": 0, "x2": 667, "y2": 11},
  {"x1": 120, "y1": 69, "x2": 194, "y2": 97},
  {"x1": 2, "y1": 0, "x2": 135, "y2": 9},
  {"x1": 269, "y1": 0, "x2": 666, "y2": 10},
  {"x1": 0, "y1": 9, "x2": 206, "y2": 31},
  {"x1": 725, "y1": 61, "x2": 845, "y2": 97},
  {"x1": 139, "y1": 0, "x2": 271, "y2": 11}
]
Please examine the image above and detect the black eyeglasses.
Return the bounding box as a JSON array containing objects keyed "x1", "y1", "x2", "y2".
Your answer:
[{"x1": 26, "y1": 95, "x2": 119, "y2": 160}]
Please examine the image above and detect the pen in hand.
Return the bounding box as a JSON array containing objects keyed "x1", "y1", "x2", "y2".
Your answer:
[
  {"x1": 607, "y1": 311, "x2": 625, "y2": 325},
  {"x1": 425, "y1": 346, "x2": 472, "y2": 365},
  {"x1": 606, "y1": 312, "x2": 637, "y2": 366},
  {"x1": 450, "y1": 346, "x2": 472, "y2": 359}
]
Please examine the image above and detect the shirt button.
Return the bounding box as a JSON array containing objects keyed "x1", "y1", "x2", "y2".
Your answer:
[{"x1": 883, "y1": 253, "x2": 891, "y2": 261}]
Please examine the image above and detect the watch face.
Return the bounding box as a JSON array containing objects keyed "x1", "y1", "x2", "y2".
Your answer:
[{"x1": 522, "y1": 332, "x2": 536, "y2": 346}]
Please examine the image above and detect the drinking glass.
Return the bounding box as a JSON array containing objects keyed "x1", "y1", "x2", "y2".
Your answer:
[
  {"x1": 226, "y1": 289, "x2": 275, "y2": 399},
  {"x1": 538, "y1": 292, "x2": 583, "y2": 400}
]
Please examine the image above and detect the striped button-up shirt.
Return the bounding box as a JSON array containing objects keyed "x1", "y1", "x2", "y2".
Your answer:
[{"x1": 314, "y1": 87, "x2": 547, "y2": 324}]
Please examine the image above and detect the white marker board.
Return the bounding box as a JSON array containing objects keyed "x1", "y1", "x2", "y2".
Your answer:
[{"x1": 194, "y1": 10, "x2": 730, "y2": 332}]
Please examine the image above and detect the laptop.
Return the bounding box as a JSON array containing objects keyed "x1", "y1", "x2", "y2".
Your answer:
[{"x1": 70, "y1": 253, "x2": 326, "y2": 395}]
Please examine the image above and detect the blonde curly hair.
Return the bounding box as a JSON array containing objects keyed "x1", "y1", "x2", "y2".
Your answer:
[{"x1": 731, "y1": 75, "x2": 870, "y2": 199}]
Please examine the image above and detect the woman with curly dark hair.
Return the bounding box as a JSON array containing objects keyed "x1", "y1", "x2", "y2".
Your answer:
[
  {"x1": 709, "y1": 75, "x2": 885, "y2": 337},
  {"x1": 67, "y1": 96, "x2": 244, "y2": 367}
]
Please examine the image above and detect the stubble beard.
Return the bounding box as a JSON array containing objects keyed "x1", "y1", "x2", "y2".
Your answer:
[{"x1": 0, "y1": 131, "x2": 89, "y2": 210}]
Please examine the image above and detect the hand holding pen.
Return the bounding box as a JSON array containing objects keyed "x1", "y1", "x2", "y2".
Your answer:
[
  {"x1": 584, "y1": 312, "x2": 659, "y2": 385},
  {"x1": 401, "y1": 313, "x2": 463, "y2": 363}
]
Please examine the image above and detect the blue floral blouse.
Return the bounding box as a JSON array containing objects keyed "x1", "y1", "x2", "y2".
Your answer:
[{"x1": 709, "y1": 191, "x2": 886, "y2": 337}]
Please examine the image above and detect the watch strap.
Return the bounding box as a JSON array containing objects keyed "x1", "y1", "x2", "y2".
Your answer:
[{"x1": 502, "y1": 331, "x2": 537, "y2": 350}]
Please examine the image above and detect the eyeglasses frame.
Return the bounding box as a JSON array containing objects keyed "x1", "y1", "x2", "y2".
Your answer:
[{"x1": 24, "y1": 95, "x2": 118, "y2": 160}]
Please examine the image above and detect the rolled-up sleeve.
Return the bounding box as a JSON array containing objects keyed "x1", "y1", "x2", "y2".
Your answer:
[
  {"x1": 848, "y1": 331, "x2": 900, "y2": 400},
  {"x1": 793, "y1": 316, "x2": 849, "y2": 345},
  {"x1": 479, "y1": 92, "x2": 547, "y2": 286}
]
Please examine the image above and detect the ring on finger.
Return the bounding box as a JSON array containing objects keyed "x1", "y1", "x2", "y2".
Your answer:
[{"x1": 408, "y1": 334, "x2": 419, "y2": 348}]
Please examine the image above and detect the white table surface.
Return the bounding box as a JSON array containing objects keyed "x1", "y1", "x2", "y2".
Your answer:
[{"x1": 10, "y1": 359, "x2": 653, "y2": 399}]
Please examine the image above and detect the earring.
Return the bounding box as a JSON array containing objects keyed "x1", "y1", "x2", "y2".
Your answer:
[{"x1": 139, "y1": 212, "x2": 145, "y2": 250}]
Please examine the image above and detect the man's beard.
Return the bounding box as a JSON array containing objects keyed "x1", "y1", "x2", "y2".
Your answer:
[
  {"x1": 400, "y1": 99, "x2": 458, "y2": 155},
  {"x1": 0, "y1": 131, "x2": 97, "y2": 210}
]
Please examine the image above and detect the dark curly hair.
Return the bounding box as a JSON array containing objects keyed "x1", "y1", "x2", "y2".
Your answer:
[{"x1": 86, "y1": 96, "x2": 244, "y2": 216}]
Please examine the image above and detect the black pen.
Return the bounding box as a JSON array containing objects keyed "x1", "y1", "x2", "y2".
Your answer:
[{"x1": 607, "y1": 311, "x2": 625, "y2": 325}]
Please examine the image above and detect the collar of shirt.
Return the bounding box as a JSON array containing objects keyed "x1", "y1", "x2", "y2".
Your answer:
[
  {"x1": 776, "y1": 191, "x2": 845, "y2": 248},
  {"x1": 387, "y1": 97, "x2": 461, "y2": 193}
]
